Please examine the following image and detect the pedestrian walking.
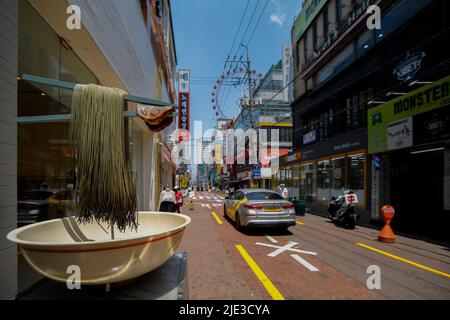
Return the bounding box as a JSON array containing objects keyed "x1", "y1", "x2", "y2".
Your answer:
[{"x1": 174, "y1": 186, "x2": 183, "y2": 213}]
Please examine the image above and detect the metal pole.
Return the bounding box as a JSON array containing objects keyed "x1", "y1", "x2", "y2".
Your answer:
[{"x1": 241, "y1": 44, "x2": 254, "y2": 188}]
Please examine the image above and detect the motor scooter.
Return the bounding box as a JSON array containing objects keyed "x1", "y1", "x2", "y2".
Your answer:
[{"x1": 328, "y1": 190, "x2": 359, "y2": 229}]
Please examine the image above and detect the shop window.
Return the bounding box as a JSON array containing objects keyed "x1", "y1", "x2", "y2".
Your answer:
[
  {"x1": 332, "y1": 156, "x2": 346, "y2": 190},
  {"x1": 292, "y1": 164, "x2": 300, "y2": 198},
  {"x1": 300, "y1": 162, "x2": 316, "y2": 202},
  {"x1": 347, "y1": 153, "x2": 365, "y2": 190},
  {"x1": 17, "y1": 0, "x2": 99, "y2": 292}
]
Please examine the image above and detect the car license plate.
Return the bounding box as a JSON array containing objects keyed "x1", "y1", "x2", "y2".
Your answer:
[{"x1": 264, "y1": 207, "x2": 281, "y2": 212}]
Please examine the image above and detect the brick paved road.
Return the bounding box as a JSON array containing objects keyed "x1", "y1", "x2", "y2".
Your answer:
[{"x1": 179, "y1": 192, "x2": 450, "y2": 300}]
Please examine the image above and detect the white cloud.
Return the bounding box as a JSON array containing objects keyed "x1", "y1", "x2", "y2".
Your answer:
[
  {"x1": 269, "y1": 0, "x2": 286, "y2": 27},
  {"x1": 270, "y1": 13, "x2": 286, "y2": 26}
]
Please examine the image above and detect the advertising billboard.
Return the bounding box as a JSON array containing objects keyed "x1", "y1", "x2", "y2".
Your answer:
[{"x1": 368, "y1": 75, "x2": 450, "y2": 154}]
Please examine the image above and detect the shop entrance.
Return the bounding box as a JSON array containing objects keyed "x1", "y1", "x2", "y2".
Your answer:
[{"x1": 389, "y1": 147, "x2": 449, "y2": 242}]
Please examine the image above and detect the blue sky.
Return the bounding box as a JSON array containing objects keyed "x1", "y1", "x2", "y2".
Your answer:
[{"x1": 172, "y1": 0, "x2": 301, "y2": 131}]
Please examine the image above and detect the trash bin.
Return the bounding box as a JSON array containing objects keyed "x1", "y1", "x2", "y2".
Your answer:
[{"x1": 288, "y1": 197, "x2": 305, "y2": 216}]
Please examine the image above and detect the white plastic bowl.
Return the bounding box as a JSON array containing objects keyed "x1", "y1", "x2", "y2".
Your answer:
[{"x1": 7, "y1": 212, "x2": 191, "y2": 285}]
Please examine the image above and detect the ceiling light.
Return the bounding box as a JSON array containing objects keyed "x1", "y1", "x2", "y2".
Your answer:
[
  {"x1": 386, "y1": 92, "x2": 406, "y2": 96},
  {"x1": 41, "y1": 93, "x2": 46, "y2": 96},
  {"x1": 408, "y1": 80, "x2": 432, "y2": 87},
  {"x1": 368, "y1": 100, "x2": 387, "y2": 105}
]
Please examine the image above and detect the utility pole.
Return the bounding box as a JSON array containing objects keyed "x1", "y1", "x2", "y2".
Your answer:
[
  {"x1": 241, "y1": 43, "x2": 255, "y2": 188},
  {"x1": 241, "y1": 44, "x2": 253, "y2": 129},
  {"x1": 225, "y1": 45, "x2": 257, "y2": 188}
]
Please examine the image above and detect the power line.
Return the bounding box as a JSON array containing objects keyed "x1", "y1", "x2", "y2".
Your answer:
[
  {"x1": 223, "y1": 0, "x2": 250, "y2": 72},
  {"x1": 244, "y1": 0, "x2": 269, "y2": 46}
]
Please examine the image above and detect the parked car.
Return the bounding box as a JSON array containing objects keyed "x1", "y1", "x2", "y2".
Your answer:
[
  {"x1": 18, "y1": 189, "x2": 77, "y2": 226},
  {"x1": 223, "y1": 189, "x2": 296, "y2": 230}
]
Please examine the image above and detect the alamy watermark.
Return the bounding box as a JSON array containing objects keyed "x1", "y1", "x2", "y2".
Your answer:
[
  {"x1": 66, "y1": 265, "x2": 81, "y2": 290},
  {"x1": 170, "y1": 121, "x2": 282, "y2": 173},
  {"x1": 366, "y1": 265, "x2": 381, "y2": 290},
  {"x1": 367, "y1": 5, "x2": 381, "y2": 30},
  {"x1": 66, "y1": 5, "x2": 81, "y2": 30}
]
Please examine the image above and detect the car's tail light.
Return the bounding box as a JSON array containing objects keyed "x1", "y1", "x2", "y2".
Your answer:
[
  {"x1": 282, "y1": 204, "x2": 294, "y2": 209},
  {"x1": 244, "y1": 204, "x2": 263, "y2": 210}
]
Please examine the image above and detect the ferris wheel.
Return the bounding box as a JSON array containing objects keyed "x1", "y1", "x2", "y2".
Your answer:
[{"x1": 211, "y1": 67, "x2": 264, "y2": 121}]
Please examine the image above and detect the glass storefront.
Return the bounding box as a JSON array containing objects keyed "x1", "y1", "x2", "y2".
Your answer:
[
  {"x1": 280, "y1": 151, "x2": 366, "y2": 207},
  {"x1": 17, "y1": 0, "x2": 99, "y2": 293}
]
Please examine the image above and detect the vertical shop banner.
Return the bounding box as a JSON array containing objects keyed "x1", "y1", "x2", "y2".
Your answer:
[
  {"x1": 178, "y1": 92, "x2": 190, "y2": 131},
  {"x1": 178, "y1": 70, "x2": 190, "y2": 132}
]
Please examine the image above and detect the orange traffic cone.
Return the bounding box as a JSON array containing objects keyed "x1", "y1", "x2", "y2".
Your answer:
[{"x1": 378, "y1": 205, "x2": 396, "y2": 243}]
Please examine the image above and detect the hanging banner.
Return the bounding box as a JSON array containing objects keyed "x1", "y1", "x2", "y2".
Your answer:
[
  {"x1": 178, "y1": 92, "x2": 190, "y2": 132},
  {"x1": 178, "y1": 70, "x2": 190, "y2": 132}
]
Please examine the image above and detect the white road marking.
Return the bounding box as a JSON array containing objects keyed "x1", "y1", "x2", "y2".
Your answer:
[
  {"x1": 291, "y1": 254, "x2": 319, "y2": 272},
  {"x1": 264, "y1": 235, "x2": 278, "y2": 243},
  {"x1": 255, "y1": 242, "x2": 317, "y2": 257},
  {"x1": 198, "y1": 196, "x2": 204, "y2": 200}
]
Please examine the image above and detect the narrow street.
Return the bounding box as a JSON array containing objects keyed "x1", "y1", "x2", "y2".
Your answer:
[{"x1": 179, "y1": 192, "x2": 450, "y2": 300}]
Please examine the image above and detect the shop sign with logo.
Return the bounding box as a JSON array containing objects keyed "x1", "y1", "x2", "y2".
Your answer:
[
  {"x1": 178, "y1": 70, "x2": 191, "y2": 132},
  {"x1": 178, "y1": 70, "x2": 190, "y2": 93},
  {"x1": 303, "y1": 130, "x2": 317, "y2": 145},
  {"x1": 252, "y1": 165, "x2": 261, "y2": 179},
  {"x1": 387, "y1": 117, "x2": 413, "y2": 151},
  {"x1": 393, "y1": 52, "x2": 426, "y2": 82},
  {"x1": 237, "y1": 171, "x2": 250, "y2": 179},
  {"x1": 293, "y1": 0, "x2": 328, "y2": 42},
  {"x1": 368, "y1": 75, "x2": 450, "y2": 154}
]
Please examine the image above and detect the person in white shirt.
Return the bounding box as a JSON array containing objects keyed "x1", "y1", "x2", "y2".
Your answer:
[
  {"x1": 159, "y1": 186, "x2": 176, "y2": 212},
  {"x1": 278, "y1": 184, "x2": 288, "y2": 200}
]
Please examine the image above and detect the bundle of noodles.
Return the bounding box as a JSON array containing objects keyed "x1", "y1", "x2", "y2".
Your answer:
[{"x1": 70, "y1": 84, "x2": 137, "y2": 232}]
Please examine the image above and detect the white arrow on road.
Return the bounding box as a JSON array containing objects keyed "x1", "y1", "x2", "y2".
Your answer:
[{"x1": 255, "y1": 241, "x2": 317, "y2": 257}]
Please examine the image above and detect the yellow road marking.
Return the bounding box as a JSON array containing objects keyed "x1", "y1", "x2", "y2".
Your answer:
[
  {"x1": 296, "y1": 220, "x2": 304, "y2": 225},
  {"x1": 207, "y1": 204, "x2": 211, "y2": 209},
  {"x1": 211, "y1": 212, "x2": 223, "y2": 225},
  {"x1": 235, "y1": 244, "x2": 285, "y2": 300},
  {"x1": 356, "y1": 242, "x2": 450, "y2": 279}
]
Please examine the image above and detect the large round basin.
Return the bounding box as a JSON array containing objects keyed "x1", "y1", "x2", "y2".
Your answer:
[{"x1": 7, "y1": 212, "x2": 191, "y2": 285}]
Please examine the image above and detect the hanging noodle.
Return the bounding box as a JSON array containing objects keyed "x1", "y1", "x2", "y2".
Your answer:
[{"x1": 70, "y1": 84, "x2": 137, "y2": 232}]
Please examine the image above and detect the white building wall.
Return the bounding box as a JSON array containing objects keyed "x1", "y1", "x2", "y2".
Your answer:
[{"x1": 0, "y1": 0, "x2": 18, "y2": 300}]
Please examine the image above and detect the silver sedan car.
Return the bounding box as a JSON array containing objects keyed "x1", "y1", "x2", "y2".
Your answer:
[{"x1": 223, "y1": 189, "x2": 296, "y2": 229}]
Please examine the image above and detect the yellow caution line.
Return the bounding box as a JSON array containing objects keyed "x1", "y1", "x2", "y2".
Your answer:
[
  {"x1": 211, "y1": 212, "x2": 223, "y2": 225},
  {"x1": 356, "y1": 242, "x2": 450, "y2": 279},
  {"x1": 235, "y1": 245, "x2": 285, "y2": 300},
  {"x1": 296, "y1": 220, "x2": 304, "y2": 225}
]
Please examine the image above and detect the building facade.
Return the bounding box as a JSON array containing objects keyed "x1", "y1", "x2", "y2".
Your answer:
[
  {"x1": 0, "y1": 0, "x2": 177, "y2": 299},
  {"x1": 285, "y1": 0, "x2": 449, "y2": 240},
  {"x1": 231, "y1": 50, "x2": 294, "y2": 190}
]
